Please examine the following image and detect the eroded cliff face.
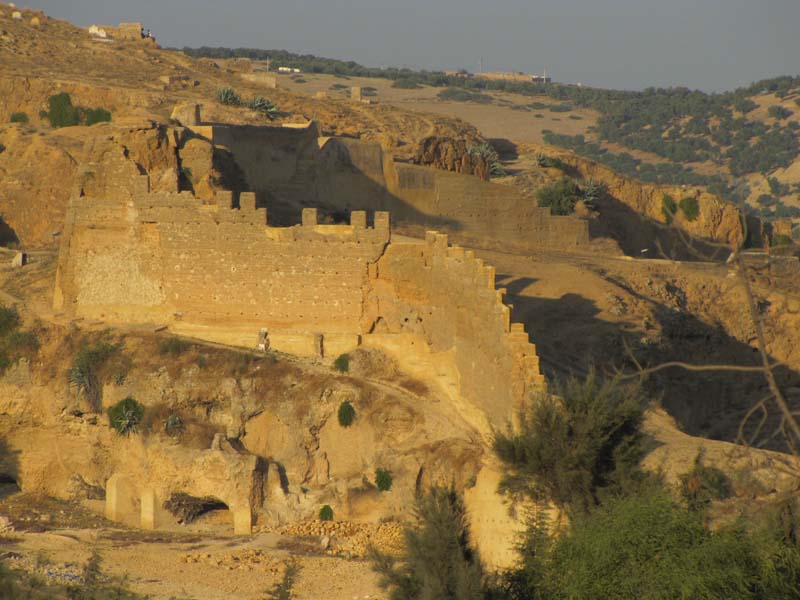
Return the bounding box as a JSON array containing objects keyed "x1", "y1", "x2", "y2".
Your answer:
[{"x1": 524, "y1": 143, "x2": 752, "y2": 248}]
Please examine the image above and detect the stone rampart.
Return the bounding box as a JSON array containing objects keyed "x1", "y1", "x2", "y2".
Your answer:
[{"x1": 373, "y1": 232, "x2": 546, "y2": 419}]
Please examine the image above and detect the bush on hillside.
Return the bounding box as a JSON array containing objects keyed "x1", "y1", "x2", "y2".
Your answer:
[
  {"x1": 661, "y1": 193, "x2": 678, "y2": 223},
  {"x1": 535, "y1": 177, "x2": 583, "y2": 216},
  {"x1": 108, "y1": 396, "x2": 144, "y2": 435},
  {"x1": 375, "y1": 468, "x2": 393, "y2": 492},
  {"x1": 437, "y1": 88, "x2": 492, "y2": 104},
  {"x1": 69, "y1": 340, "x2": 123, "y2": 409},
  {"x1": 679, "y1": 195, "x2": 700, "y2": 221},
  {"x1": 84, "y1": 107, "x2": 112, "y2": 125},
  {"x1": 392, "y1": 78, "x2": 421, "y2": 89},
  {"x1": 9, "y1": 112, "x2": 28, "y2": 124},
  {"x1": 43, "y1": 92, "x2": 80, "y2": 128},
  {"x1": 158, "y1": 337, "x2": 190, "y2": 356},
  {"x1": 493, "y1": 371, "x2": 647, "y2": 514},
  {"x1": 768, "y1": 105, "x2": 793, "y2": 120},
  {"x1": 319, "y1": 505, "x2": 334, "y2": 521},
  {"x1": 337, "y1": 400, "x2": 356, "y2": 427},
  {"x1": 333, "y1": 353, "x2": 349, "y2": 373}
]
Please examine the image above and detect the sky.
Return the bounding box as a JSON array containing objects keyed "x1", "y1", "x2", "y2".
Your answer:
[{"x1": 32, "y1": 0, "x2": 800, "y2": 92}]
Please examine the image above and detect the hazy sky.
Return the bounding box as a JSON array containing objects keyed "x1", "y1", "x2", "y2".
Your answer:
[{"x1": 33, "y1": 0, "x2": 800, "y2": 92}]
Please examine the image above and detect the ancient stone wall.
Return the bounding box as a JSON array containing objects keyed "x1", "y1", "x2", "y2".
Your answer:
[{"x1": 373, "y1": 232, "x2": 546, "y2": 421}]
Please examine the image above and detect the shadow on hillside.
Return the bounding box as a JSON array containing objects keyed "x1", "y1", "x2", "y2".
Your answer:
[
  {"x1": 225, "y1": 140, "x2": 463, "y2": 232},
  {"x1": 0, "y1": 216, "x2": 18, "y2": 248},
  {"x1": 497, "y1": 274, "x2": 800, "y2": 452},
  {"x1": 0, "y1": 439, "x2": 21, "y2": 500},
  {"x1": 590, "y1": 192, "x2": 729, "y2": 261}
]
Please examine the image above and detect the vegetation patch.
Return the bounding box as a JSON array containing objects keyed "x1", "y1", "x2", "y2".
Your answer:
[
  {"x1": 68, "y1": 338, "x2": 128, "y2": 409},
  {"x1": 333, "y1": 353, "x2": 349, "y2": 373},
  {"x1": 41, "y1": 92, "x2": 111, "y2": 128},
  {"x1": 679, "y1": 195, "x2": 700, "y2": 221},
  {"x1": 437, "y1": 87, "x2": 492, "y2": 104},
  {"x1": 392, "y1": 77, "x2": 421, "y2": 89},
  {"x1": 661, "y1": 193, "x2": 678, "y2": 223},
  {"x1": 535, "y1": 177, "x2": 598, "y2": 215},
  {"x1": 0, "y1": 305, "x2": 39, "y2": 376},
  {"x1": 337, "y1": 400, "x2": 356, "y2": 427},
  {"x1": 319, "y1": 504, "x2": 334, "y2": 521},
  {"x1": 108, "y1": 396, "x2": 144, "y2": 435},
  {"x1": 679, "y1": 449, "x2": 732, "y2": 513},
  {"x1": 375, "y1": 468, "x2": 393, "y2": 492},
  {"x1": 158, "y1": 336, "x2": 190, "y2": 356},
  {"x1": 467, "y1": 142, "x2": 505, "y2": 177},
  {"x1": 9, "y1": 112, "x2": 28, "y2": 124}
]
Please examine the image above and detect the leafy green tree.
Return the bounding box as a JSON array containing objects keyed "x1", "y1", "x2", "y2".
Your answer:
[{"x1": 535, "y1": 177, "x2": 583, "y2": 216}]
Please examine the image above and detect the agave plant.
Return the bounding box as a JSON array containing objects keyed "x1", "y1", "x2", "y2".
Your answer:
[
  {"x1": 248, "y1": 96, "x2": 281, "y2": 119},
  {"x1": 581, "y1": 179, "x2": 606, "y2": 207},
  {"x1": 216, "y1": 87, "x2": 242, "y2": 106}
]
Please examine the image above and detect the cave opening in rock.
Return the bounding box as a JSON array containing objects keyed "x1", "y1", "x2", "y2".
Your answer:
[{"x1": 162, "y1": 492, "x2": 229, "y2": 524}]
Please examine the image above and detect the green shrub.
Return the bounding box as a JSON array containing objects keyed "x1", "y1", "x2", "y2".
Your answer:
[
  {"x1": 0, "y1": 305, "x2": 20, "y2": 337},
  {"x1": 514, "y1": 487, "x2": 766, "y2": 600},
  {"x1": 9, "y1": 112, "x2": 28, "y2": 124},
  {"x1": 375, "y1": 468, "x2": 393, "y2": 492},
  {"x1": 158, "y1": 336, "x2": 190, "y2": 356},
  {"x1": 319, "y1": 504, "x2": 334, "y2": 521},
  {"x1": 535, "y1": 177, "x2": 583, "y2": 215},
  {"x1": 437, "y1": 87, "x2": 492, "y2": 104},
  {"x1": 661, "y1": 193, "x2": 678, "y2": 223},
  {"x1": 248, "y1": 96, "x2": 280, "y2": 119},
  {"x1": 108, "y1": 396, "x2": 144, "y2": 435},
  {"x1": 549, "y1": 102, "x2": 573, "y2": 112},
  {"x1": 679, "y1": 195, "x2": 700, "y2": 221},
  {"x1": 768, "y1": 105, "x2": 793, "y2": 120},
  {"x1": 43, "y1": 92, "x2": 80, "y2": 128},
  {"x1": 329, "y1": 83, "x2": 348, "y2": 90},
  {"x1": 391, "y1": 77, "x2": 421, "y2": 89},
  {"x1": 535, "y1": 153, "x2": 566, "y2": 170},
  {"x1": 568, "y1": 114, "x2": 583, "y2": 120},
  {"x1": 216, "y1": 87, "x2": 242, "y2": 106},
  {"x1": 369, "y1": 486, "x2": 484, "y2": 600},
  {"x1": 333, "y1": 353, "x2": 349, "y2": 373},
  {"x1": 84, "y1": 107, "x2": 111, "y2": 125},
  {"x1": 337, "y1": 400, "x2": 356, "y2": 427},
  {"x1": 6, "y1": 331, "x2": 39, "y2": 354},
  {"x1": 493, "y1": 371, "x2": 646, "y2": 514},
  {"x1": 679, "y1": 450, "x2": 732, "y2": 513},
  {"x1": 467, "y1": 142, "x2": 506, "y2": 177},
  {"x1": 773, "y1": 234, "x2": 793, "y2": 247}
]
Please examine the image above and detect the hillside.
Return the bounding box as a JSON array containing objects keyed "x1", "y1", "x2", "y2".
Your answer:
[{"x1": 184, "y1": 46, "x2": 800, "y2": 227}]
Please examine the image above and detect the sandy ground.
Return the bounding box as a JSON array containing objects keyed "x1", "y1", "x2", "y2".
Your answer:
[
  {"x1": 0, "y1": 487, "x2": 385, "y2": 600},
  {"x1": 275, "y1": 72, "x2": 596, "y2": 144}
]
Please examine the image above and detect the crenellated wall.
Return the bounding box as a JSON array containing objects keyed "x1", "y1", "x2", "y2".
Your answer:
[
  {"x1": 55, "y1": 185, "x2": 390, "y2": 356},
  {"x1": 372, "y1": 232, "x2": 546, "y2": 418}
]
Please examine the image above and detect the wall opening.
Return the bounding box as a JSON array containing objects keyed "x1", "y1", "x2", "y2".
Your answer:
[{"x1": 163, "y1": 492, "x2": 229, "y2": 525}]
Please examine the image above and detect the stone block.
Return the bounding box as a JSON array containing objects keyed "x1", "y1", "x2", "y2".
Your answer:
[
  {"x1": 302, "y1": 207, "x2": 318, "y2": 227},
  {"x1": 374, "y1": 211, "x2": 390, "y2": 232},
  {"x1": 141, "y1": 488, "x2": 156, "y2": 530},
  {"x1": 11, "y1": 11, "x2": 21, "y2": 19},
  {"x1": 351, "y1": 87, "x2": 362, "y2": 102},
  {"x1": 239, "y1": 191, "x2": 256, "y2": 211},
  {"x1": 105, "y1": 473, "x2": 135, "y2": 523},
  {"x1": 170, "y1": 102, "x2": 201, "y2": 126},
  {"x1": 11, "y1": 252, "x2": 26, "y2": 268},
  {"x1": 350, "y1": 211, "x2": 366, "y2": 228},
  {"x1": 233, "y1": 506, "x2": 252, "y2": 535},
  {"x1": 215, "y1": 190, "x2": 233, "y2": 209}
]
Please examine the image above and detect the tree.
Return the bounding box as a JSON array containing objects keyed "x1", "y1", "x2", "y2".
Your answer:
[
  {"x1": 370, "y1": 487, "x2": 485, "y2": 600},
  {"x1": 493, "y1": 371, "x2": 647, "y2": 515}
]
